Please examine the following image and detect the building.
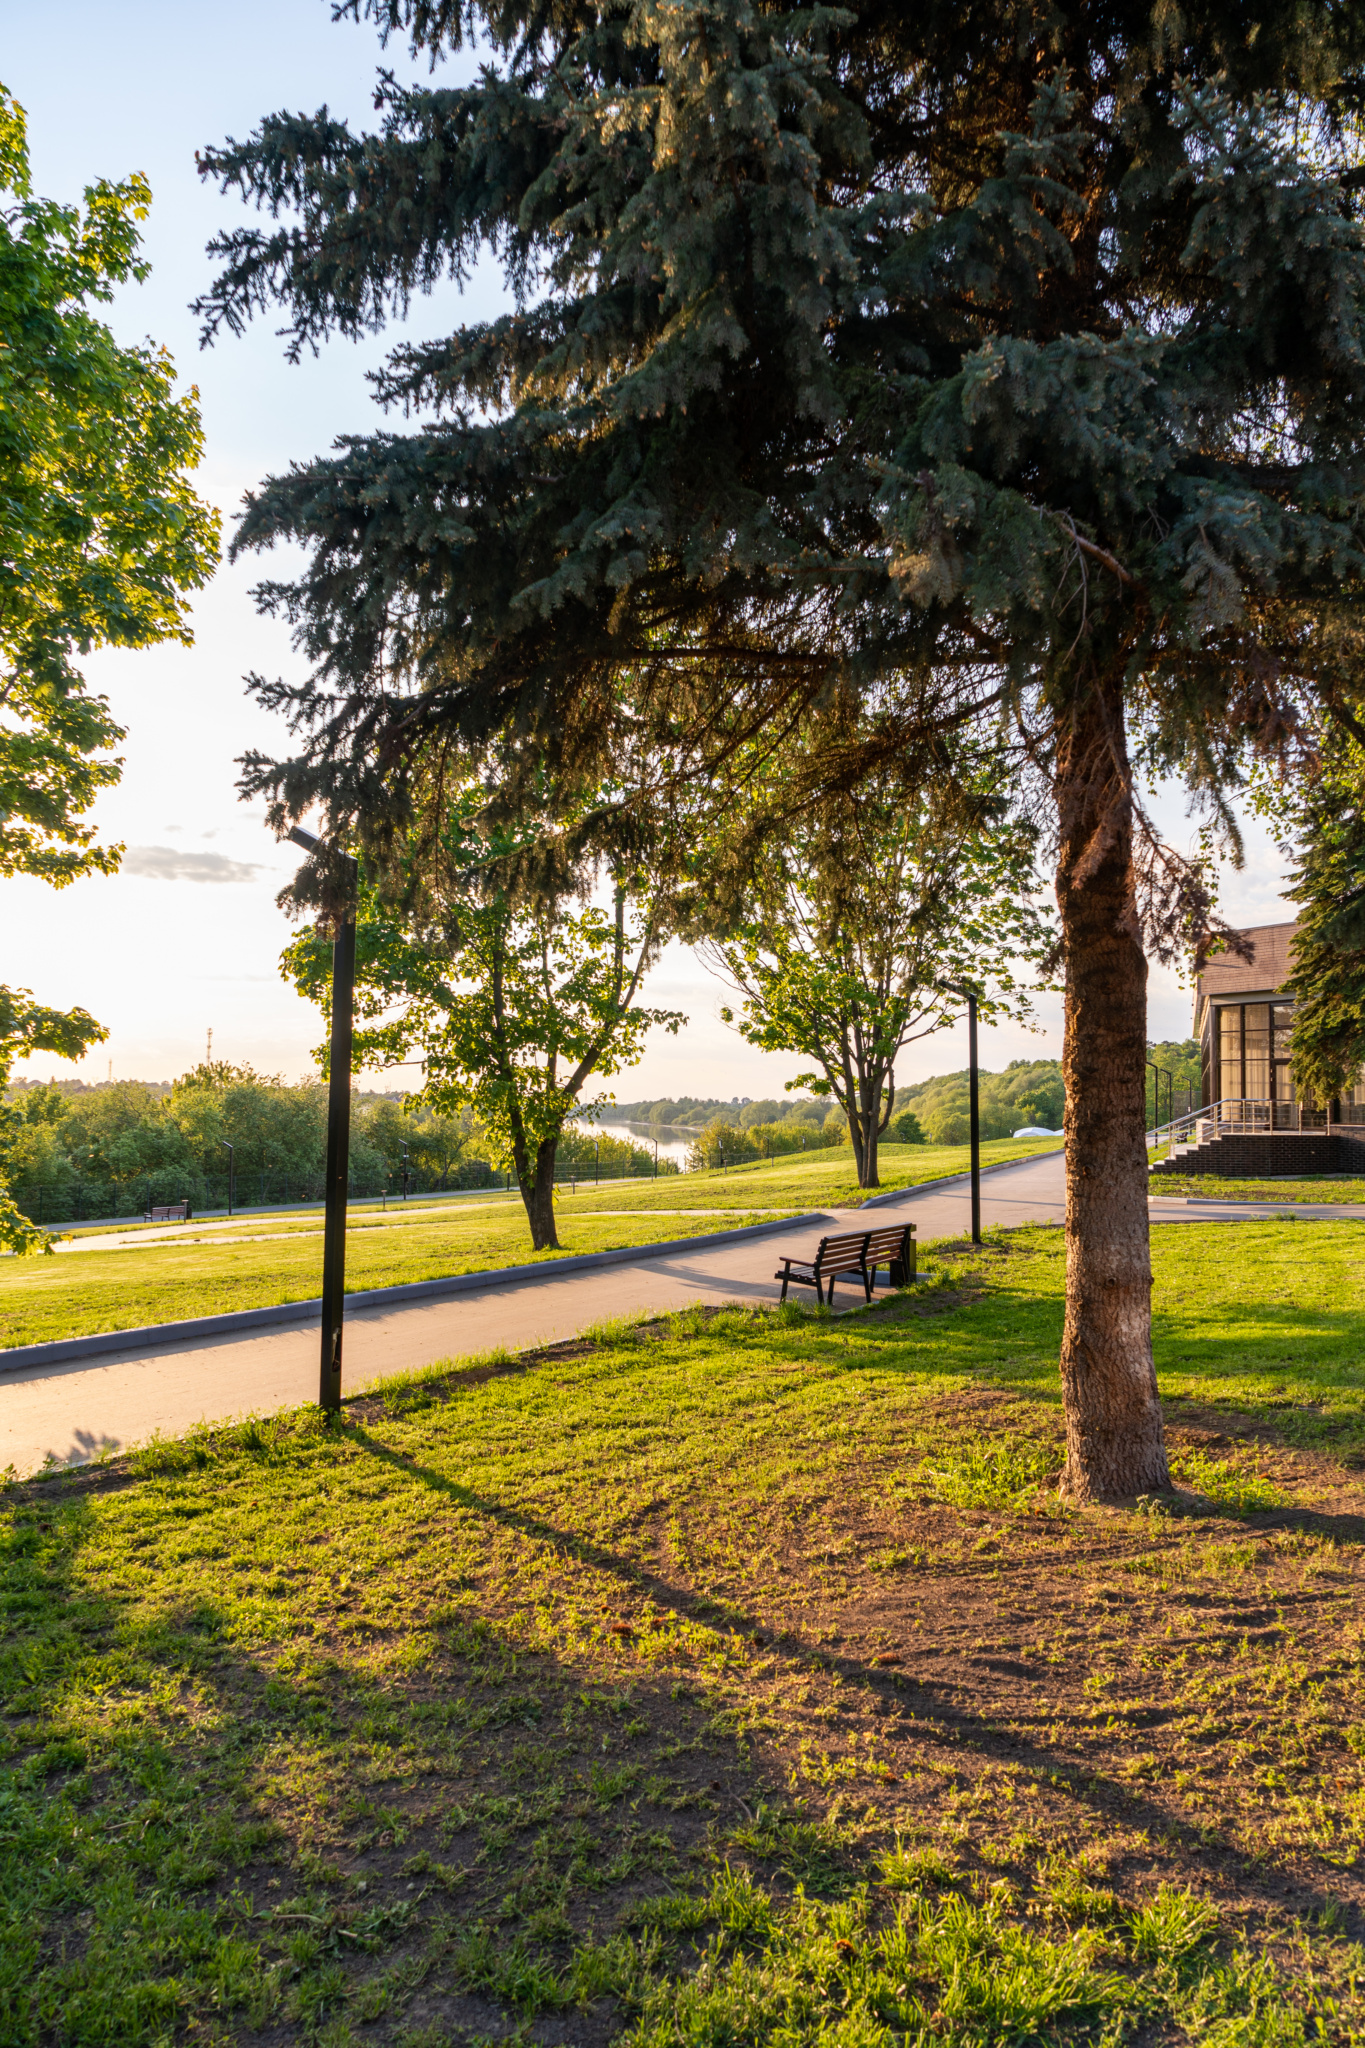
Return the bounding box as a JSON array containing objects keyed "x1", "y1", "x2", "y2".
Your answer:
[
  {"x1": 1154, "y1": 919, "x2": 1365, "y2": 1176},
  {"x1": 1194, "y1": 919, "x2": 1365, "y2": 1123}
]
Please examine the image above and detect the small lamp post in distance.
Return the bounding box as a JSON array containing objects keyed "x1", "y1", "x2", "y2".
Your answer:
[
  {"x1": 289, "y1": 825, "x2": 359, "y2": 1415},
  {"x1": 220, "y1": 1138, "x2": 235, "y2": 1218},
  {"x1": 936, "y1": 980, "x2": 982, "y2": 1245}
]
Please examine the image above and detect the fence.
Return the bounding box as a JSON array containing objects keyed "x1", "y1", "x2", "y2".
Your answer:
[
  {"x1": 11, "y1": 1162, "x2": 493, "y2": 1224},
  {"x1": 1144, "y1": 1081, "x2": 1200, "y2": 1124},
  {"x1": 12, "y1": 1150, "x2": 690, "y2": 1222}
]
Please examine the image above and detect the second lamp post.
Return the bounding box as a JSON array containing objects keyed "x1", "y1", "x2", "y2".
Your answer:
[{"x1": 289, "y1": 827, "x2": 358, "y2": 1414}]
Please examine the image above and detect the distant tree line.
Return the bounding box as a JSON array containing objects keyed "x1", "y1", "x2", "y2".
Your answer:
[
  {"x1": 607, "y1": 1096, "x2": 831, "y2": 1131},
  {"x1": 0, "y1": 1062, "x2": 672, "y2": 1220},
  {"x1": 891, "y1": 1061, "x2": 1066, "y2": 1147},
  {"x1": 1143, "y1": 1041, "x2": 1202, "y2": 1124},
  {"x1": 1, "y1": 1064, "x2": 489, "y2": 1218}
]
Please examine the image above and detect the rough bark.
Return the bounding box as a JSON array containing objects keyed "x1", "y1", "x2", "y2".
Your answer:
[
  {"x1": 516, "y1": 1136, "x2": 560, "y2": 1250},
  {"x1": 1055, "y1": 672, "x2": 1170, "y2": 1502},
  {"x1": 843, "y1": 1055, "x2": 890, "y2": 1189}
]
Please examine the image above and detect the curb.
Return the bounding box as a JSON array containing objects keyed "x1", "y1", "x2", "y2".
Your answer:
[
  {"x1": 0, "y1": 1211, "x2": 811, "y2": 1377},
  {"x1": 857, "y1": 1146, "x2": 1064, "y2": 1210}
]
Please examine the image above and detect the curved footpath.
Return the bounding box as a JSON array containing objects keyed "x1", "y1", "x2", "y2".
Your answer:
[{"x1": 2, "y1": 1150, "x2": 1361, "y2": 1478}]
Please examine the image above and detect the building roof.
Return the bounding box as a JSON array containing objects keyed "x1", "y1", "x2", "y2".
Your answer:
[{"x1": 1194, "y1": 921, "x2": 1298, "y2": 1032}]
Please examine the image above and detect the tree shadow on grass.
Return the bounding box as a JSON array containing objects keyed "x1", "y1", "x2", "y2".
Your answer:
[
  {"x1": 348, "y1": 1421, "x2": 1365, "y2": 1953},
  {"x1": 11, "y1": 1290, "x2": 1365, "y2": 2046},
  {"x1": 3, "y1": 1423, "x2": 804, "y2": 2048}
]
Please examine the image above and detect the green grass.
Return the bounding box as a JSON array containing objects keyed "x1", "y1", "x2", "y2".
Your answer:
[
  {"x1": 568, "y1": 1133, "x2": 1061, "y2": 1215},
  {"x1": 55, "y1": 1134, "x2": 1060, "y2": 1246},
  {"x1": 5, "y1": 1220, "x2": 1365, "y2": 2044},
  {"x1": 2, "y1": 1135, "x2": 1058, "y2": 1351},
  {"x1": 1153, "y1": 1172, "x2": 1365, "y2": 1204},
  {"x1": 0, "y1": 1207, "x2": 769, "y2": 1350}
]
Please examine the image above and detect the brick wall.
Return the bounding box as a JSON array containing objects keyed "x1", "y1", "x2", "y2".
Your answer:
[{"x1": 1150, "y1": 1130, "x2": 1365, "y2": 1178}]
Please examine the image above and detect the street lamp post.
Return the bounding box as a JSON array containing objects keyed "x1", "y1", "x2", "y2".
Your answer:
[
  {"x1": 400, "y1": 1142, "x2": 411, "y2": 1202},
  {"x1": 290, "y1": 826, "x2": 358, "y2": 1414},
  {"x1": 966, "y1": 992, "x2": 981, "y2": 1244},
  {"x1": 937, "y1": 982, "x2": 981, "y2": 1244},
  {"x1": 220, "y1": 1139, "x2": 235, "y2": 1218}
]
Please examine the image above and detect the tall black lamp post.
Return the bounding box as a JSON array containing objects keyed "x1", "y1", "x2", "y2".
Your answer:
[
  {"x1": 289, "y1": 826, "x2": 358, "y2": 1414},
  {"x1": 938, "y1": 982, "x2": 982, "y2": 1244},
  {"x1": 1146, "y1": 1059, "x2": 1173, "y2": 1136}
]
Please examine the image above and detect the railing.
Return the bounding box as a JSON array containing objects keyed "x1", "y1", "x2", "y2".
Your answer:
[
  {"x1": 1148, "y1": 1097, "x2": 1365, "y2": 1152},
  {"x1": 8, "y1": 1154, "x2": 683, "y2": 1224}
]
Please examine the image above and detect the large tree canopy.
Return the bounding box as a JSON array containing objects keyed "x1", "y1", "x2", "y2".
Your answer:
[
  {"x1": 201, "y1": 1, "x2": 1365, "y2": 1496},
  {"x1": 2, "y1": 83, "x2": 220, "y2": 887}
]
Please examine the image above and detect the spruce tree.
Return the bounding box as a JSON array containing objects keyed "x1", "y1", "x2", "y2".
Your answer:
[
  {"x1": 200, "y1": 2, "x2": 1365, "y2": 1498},
  {"x1": 1281, "y1": 723, "x2": 1365, "y2": 1108}
]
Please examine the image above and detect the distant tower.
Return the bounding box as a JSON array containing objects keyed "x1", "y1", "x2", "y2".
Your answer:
[
  {"x1": 107, "y1": 1059, "x2": 112, "y2": 1083},
  {"x1": 207, "y1": 1027, "x2": 213, "y2": 1065}
]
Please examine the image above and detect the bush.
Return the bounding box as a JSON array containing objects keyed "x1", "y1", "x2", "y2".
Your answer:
[
  {"x1": 558, "y1": 1128, "x2": 659, "y2": 1176},
  {"x1": 744, "y1": 1119, "x2": 834, "y2": 1158},
  {"x1": 890, "y1": 1110, "x2": 926, "y2": 1144},
  {"x1": 688, "y1": 1121, "x2": 759, "y2": 1170},
  {"x1": 451, "y1": 1157, "x2": 496, "y2": 1189}
]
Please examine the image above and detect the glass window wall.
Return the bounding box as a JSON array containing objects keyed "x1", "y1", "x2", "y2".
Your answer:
[
  {"x1": 1243, "y1": 1003, "x2": 1270, "y2": 1100},
  {"x1": 1218, "y1": 1007, "x2": 1241, "y2": 1099}
]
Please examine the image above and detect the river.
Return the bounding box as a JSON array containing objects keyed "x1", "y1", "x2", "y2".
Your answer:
[{"x1": 590, "y1": 1119, "x2": 697, "y2": 1167}]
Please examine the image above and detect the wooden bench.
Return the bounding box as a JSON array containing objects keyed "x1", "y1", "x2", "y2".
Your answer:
[
  {"x1": 147, "y1": 1201, "x2": 191, "y2": 1223},
  {"x1": 775, "y1": 1221, "x2": 916, "y2": 1305},
  {"x1": 864, "y1": 1222, "x2": 916, "y2": 1290}
]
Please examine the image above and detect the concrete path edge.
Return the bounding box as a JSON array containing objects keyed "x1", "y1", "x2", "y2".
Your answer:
[
  {"x1": 0, "y1": 1151, "x2": 1066, "y2": 1380},
  {"x1": 0, "y1": 1211, "x2": 813, "y2": 1377},
  {"x1": 859, "y1": 1145, "x2": 1064, "y2": 1209}
]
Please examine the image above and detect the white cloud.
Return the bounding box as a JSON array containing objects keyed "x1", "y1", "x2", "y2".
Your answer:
[{"x1": 121, "y1": 845, "x2": 265, "y2": 884}]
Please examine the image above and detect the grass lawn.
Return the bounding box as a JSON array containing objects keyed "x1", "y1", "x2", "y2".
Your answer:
[
  {"x1": 568, "y1": 1134, "x2": 1061, "y2": 1216},
  {"x1": 1, "y1": 1136, "x2": 1060, "y2": 1351},
  {"x1": 0, "y1": 1209, "x2": 771, "y2": 1351},
  {"x1": 56, "y1": 1134, "x2": 1061, "y2": 1240},
  {"x1": 1153, "y1": 1173, "x2": 1365, "y2": 1204},
  {"x1": 5, "y1": 1219, "x2": 1365, "y2": 2045}
]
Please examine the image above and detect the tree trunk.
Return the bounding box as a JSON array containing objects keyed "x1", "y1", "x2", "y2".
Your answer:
[
  {"x1": 855, "y1": 1117, "x2": 879, "y2": 1188},
  {"x1": 842, "y1": 1058, "x2": 883, "y2": 1189},
  {"x1": 517, "y1": 1137, "x2": 560, "y2": 1250},
  {"x1": 1054, "y1": 671, "x2": 1170, "y2": 1502}
]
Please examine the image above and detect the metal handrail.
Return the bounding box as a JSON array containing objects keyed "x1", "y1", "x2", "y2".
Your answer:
[{"x1": 1147, "y1": 1097, "x2": 1365, "y2": 1149}]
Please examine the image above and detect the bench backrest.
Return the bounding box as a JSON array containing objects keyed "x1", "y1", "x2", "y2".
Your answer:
[
  {"x1": 812, "y1": 1230, "x2": 872, "y2": 1269},
  {"x1": 864, "y1": 1224, "x2": 913, "y2": 1257}
]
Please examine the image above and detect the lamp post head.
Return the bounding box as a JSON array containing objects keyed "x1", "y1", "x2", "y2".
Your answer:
[{"x1": 288, "y1": 824, "x2": 356, "y2": 869}]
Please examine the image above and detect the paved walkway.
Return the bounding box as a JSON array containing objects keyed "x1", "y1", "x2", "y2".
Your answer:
[{"x1": 4, "y1": 1151, "x2": 1360, "y2": 1477}]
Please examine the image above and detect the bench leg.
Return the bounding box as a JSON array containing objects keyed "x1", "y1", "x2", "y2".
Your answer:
[
  {"x1": 779, "y1": 1271, "x2": 789, "y2": 1302},
  {"x1": 863, "y1": 1264, "x2": 874, "y2": 1302}
]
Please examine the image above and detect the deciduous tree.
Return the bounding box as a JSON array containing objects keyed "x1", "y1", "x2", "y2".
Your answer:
[
  {"x1": 706, "y1": 751, "x2": 1051, "y2": 1188},
  {"x1": 282, "y1": 788, "x2": 682, "y2": 1248},
  {"x1": 0, "y1": 84, "x2": 218, "y2": 1248}
]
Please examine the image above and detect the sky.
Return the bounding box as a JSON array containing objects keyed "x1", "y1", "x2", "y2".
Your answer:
[{"x1": 1, "y1": 2, "x2": 1299, "y2": 1103}]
